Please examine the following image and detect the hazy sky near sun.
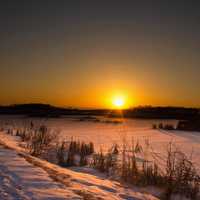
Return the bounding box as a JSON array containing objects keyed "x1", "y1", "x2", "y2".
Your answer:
[{"x1": 0, "y1": 1, "x2": 200, "y2": 108}]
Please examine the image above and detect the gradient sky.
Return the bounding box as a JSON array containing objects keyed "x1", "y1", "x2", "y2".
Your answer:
[{"x1": 0, "y1": 1, "x2": 200, "y2": 108}]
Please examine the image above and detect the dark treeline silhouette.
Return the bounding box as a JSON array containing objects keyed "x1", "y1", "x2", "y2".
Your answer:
[
  {"x1": 177, "y1": 119, "x2": 200, "y2": 131},
  {"x1": 123, "y1": 106, "x2": 200, "y2": 120},
  {"x1": 0, "y1": 104, "x2": 199, "y2": 120}
]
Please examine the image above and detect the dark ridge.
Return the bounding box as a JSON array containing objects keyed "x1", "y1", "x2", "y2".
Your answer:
[
  {"x1": 122, "y1": 106, "x2": 200, "y2": 120},
  {"x1": 0, "y1": 104, "x2": 199, "y2": 120},
  {"x1": 0, "y1": 104, "x2": 75, "y2": 117}
]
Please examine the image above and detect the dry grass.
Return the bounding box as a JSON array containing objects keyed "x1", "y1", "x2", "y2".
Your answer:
[
  {"x1": 56, "y1": 139, "x2": 95, "y2": 167},
  {"x1": 92, "y1": 139, "x2": 200, "y2": 199},
  {"x1": 163, "y1": 142, "x2": 200, "y2": 199}
]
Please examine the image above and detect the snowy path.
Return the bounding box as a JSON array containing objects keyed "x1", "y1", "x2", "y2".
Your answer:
[
  {"x1": 0, "y1": 131, "x2": 161, "y2": 200},
  {"x1": 0, "y1": 145, "x2": 80, "y2": 200}
]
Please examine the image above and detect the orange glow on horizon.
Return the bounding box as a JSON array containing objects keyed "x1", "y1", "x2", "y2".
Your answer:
[{"x1": 102, "y1": 91, "x2": 134, "y2": 109}]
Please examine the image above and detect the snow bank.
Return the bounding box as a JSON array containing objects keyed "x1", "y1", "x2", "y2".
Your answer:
[{"x1": 0, "y1": 131, "x2": 161, "y2": 200}]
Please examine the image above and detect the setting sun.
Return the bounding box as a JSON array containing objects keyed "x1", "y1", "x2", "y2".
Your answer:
[
  {"x1": 113, "y1": 97, "x2": 125, "y2": 108},
  {"x1": 105, "y1": 91, "x2": 133, "y2": 109}
]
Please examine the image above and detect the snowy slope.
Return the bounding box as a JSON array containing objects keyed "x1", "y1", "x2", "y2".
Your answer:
[
  {"x1": 0, "y1": 145, "x2": 81, "y2": 200},
  {"x1": 0, "y1": 131, "x2": 161, "y2": 200}
]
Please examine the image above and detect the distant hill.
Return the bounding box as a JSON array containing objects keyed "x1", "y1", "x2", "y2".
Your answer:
[
  {"x1": 0, "y1": 104, "x2": 199, "y2": 120},
  {"x1": 0, "y1": 104, "x2": 107, "y2": 117},
  {"x1": 0, "y1": 104, "x2": 76, "y2": 117}
]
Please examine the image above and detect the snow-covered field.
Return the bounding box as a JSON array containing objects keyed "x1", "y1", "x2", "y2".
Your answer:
[
  {"x1": 0, "y1": 132, "x2": 161, "y2": 200},
  {"x1": 1, "y1": 115, "x2": 199, "y2": 170},
  {"x1": 0, "y1": 115, "x2": 199, "y2": 199}
]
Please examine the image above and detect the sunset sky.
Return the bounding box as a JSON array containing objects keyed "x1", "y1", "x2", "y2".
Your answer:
[{"x1": 0, "y1": 1, "x2": 200, "y2": 108}]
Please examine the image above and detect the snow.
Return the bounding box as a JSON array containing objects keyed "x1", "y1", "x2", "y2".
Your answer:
[
  {"x1": 0, "y1": 145, "x2": 81, "y2": 200},
  {"x1": 2, "y1": 116, "x2": 199, "y2": 167},
  {"x1": 0, "y1": 131, "x2": 161, "y2": 200},
  {"x1": 0, "y1": 116, "x2": 200, "y2": 199}
]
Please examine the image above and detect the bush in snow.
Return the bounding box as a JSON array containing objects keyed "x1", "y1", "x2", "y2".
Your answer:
[
  {"x1": 154, "y1": 123, "x2": 175, "y2": 130},
  {"x1": 56, "y1": 141, "x2": 68, "y2": 166},
  {"x1": 27, "y1": 125, "x2": 57, "y2": 156},
  {"x1": 92, "y1": 144, "x2": 119, "y2": 175},
  {"x1": 163, "y1": 124, "x2": 174, "y2": 130},
  {"x1": 56, "y1": 139, "x2": 95, "y2": 167},
  {"x1": 163, "y1": 142, "x2": 200, "y2": 199},
  {"x1": 152, "y1": 124, "x2": 157, "y2": 129},
  {"x1": 158, "y1": 123, "x2": 163, "y2": 129}
]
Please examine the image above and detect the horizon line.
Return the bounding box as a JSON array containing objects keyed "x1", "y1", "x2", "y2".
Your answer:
[{"x1": 0, "y1": 102, "x2": 200, "y2": 110}]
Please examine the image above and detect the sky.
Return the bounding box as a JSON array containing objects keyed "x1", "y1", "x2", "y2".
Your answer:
[{"x1": 0, "y1": 1, "x2": 200, "y2": 108}]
